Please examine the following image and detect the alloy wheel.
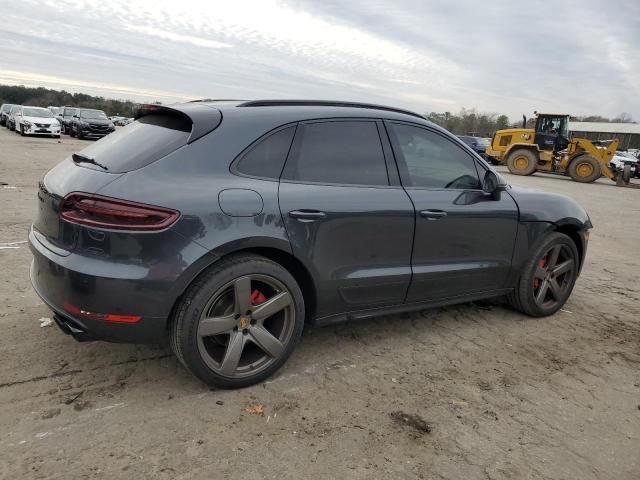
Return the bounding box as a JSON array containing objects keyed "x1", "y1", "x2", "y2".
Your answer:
[
  {"x1": 532, "y1": 244, "x2": 576, "y2": 309},
  {"x1": 196, "y1": 274, "x2": 295, "y2": 378}
]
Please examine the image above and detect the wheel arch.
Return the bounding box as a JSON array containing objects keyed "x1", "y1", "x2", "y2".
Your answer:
[
  {"x1": 505, "y1": 143, "x2": 541, "y2": 160},
  {"x1": 554, "y1": 224, "x2": 585, "y2": 271},
  {"x1": 167, "y1": 241, "x2": 318, "y2": 333}
]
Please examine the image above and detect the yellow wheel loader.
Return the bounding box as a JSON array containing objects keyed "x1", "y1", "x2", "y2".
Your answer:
[{"x1": 486, "y1": 113, "x2": 630, "y2": 185}]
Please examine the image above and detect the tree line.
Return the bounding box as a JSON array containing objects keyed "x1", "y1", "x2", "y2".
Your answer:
[
  {"x1": 426, "y1": 108, "x2": 635, "y2": 137},
  {"x1": 0, "y1": 84, "x2": 141, "y2": 117},
  {"x1": 2, "y1": 84, "x2": 634, "y2": 132}
]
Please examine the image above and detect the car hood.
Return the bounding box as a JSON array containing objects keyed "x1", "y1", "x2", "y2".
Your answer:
[
  {"x1": 507, "y1": 185, "x2": 592, "y2": 229},
  {"x1": 23, "y1": 116, "x2": 57, "y2": 124}
]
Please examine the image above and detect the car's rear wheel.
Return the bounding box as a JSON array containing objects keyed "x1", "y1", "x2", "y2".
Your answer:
[
  {"x1": 170, "y1": 254, "x2": 305, "y2": 389},
  {"x1": 508, "y1": 232, "x2": 579, "y2": 317}
]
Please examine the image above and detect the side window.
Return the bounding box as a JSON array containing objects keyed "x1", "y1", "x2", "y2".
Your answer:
[
  {"x1": 282, "y1": 121, "x2": 388, "y2": 186},
  {"x1": 389, "y1": 123, "x2": 481, "y2": 190},
  {"x1": 234, "y1": 126, "x2": 296, "y2": 179}
]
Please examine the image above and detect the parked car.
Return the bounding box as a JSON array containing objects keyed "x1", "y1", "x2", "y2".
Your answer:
[
  {"x1": 458, "y1": 135, "x2": 490, "y2": 159},
  {"x1": 0, "y1": 103, "x2": 15, "y2": 126},
  {"x1": 29, "y1": 100, "x2": 592, "y2": 389},
  {"x1": 57, "y1": 106, "x2": 79, "y2": 134},
  {"x1": 610, "y1": 152, "x2": 640, "y2": 179},
  {"x1": 69, "y1": 109, "x2": 115, "y2": 139},
  {"x1": 109, "y1": 115, "x2": 126, "y2": 125},
  {"x1": 16, "y1": 106, "x2": 61, "y2": 137},
  {"x1": 6, "y1": 105, "x2": 22, "y2": 131}
]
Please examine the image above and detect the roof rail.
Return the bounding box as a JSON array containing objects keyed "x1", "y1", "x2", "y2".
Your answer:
[
  {"x1": 237, "y1": 100, "x2": 425, "y2": 120},
  {"x1": 188, "y1": 99, "x2": 245, "y2": 103}
]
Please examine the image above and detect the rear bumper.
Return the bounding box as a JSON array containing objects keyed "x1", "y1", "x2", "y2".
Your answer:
[{"x1": 29, "y1": 227, "x2": 171, "y2": 344}]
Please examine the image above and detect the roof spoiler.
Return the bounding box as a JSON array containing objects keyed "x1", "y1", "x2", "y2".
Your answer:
[{"x1": 134, "y1": 103, "x2": 222, "y2": 143}]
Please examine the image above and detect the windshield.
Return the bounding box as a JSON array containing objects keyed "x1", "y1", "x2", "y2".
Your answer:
[
  {"x1": 1, "y1": 104, "x2": 14, "y2": 112},
  {"x1": 536, "y1": 115, "x2": 570, "y2": 138},
  {"x1": 23, "y1": 107, "x2": 53, "y2": 118},
  {"x1": 48, "y1": 107, "x2": 60, "y2": 115},
  {"x1": 80, "y1": 110, "x2": 108, "y2": 120},
  {"x1": 63, "y1": 108, "x2": 78, "y2": 117}
]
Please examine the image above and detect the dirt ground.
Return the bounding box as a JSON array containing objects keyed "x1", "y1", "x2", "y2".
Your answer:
[{"x1": 1, "y1": 126, "x2": 639, "y2": 480}]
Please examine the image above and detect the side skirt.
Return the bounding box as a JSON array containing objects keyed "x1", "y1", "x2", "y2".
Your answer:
[{"x1": 313, "y1": 288, "x2": 513, "y2": 327}]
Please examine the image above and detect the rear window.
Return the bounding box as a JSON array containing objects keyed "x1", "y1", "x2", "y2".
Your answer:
[{"x1": 74, "y1": 114, "x2": 192, "y2": 173}]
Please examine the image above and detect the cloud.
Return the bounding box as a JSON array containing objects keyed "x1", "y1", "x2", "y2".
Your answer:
[
  {"x1": 0, "y1": 0, "x2": 637, "y2": 120},
  {"x1": 124, "y1": 25, "x2": 233, "y2": 49}
]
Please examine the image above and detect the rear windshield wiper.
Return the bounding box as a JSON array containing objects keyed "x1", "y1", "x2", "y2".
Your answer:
[{"x1": 72, "y1": 153, "x2": 108, "y2": 171}]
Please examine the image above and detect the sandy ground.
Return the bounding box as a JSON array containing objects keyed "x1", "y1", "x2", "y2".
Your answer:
[{"x1": 0, "y1": 126, "x2": 639, "y2": 480}]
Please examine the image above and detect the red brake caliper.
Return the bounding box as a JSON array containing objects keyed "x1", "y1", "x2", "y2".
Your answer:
[
  {"x1": 251, "y1": 289, "x2": 267, "y2": 306},
  {"x1": 534, "y1": 255, "x2": 548, "y2": 289}
]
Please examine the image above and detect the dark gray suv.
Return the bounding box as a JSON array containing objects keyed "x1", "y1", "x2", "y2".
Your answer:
[{"x1": 29, "y1": 100, "x2": 591, "y2": 388}]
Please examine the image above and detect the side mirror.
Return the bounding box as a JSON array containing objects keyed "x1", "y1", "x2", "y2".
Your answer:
[
  {"x1": 73, "y1": 115, "x2": 79, "y2": 118},
  {"x1": 483, "y1": 170, "x2": 507, "y2": 199}
]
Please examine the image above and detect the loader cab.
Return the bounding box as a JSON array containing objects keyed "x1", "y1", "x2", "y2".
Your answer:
[{"x1": 534, "y1": 113, "x2": 570, "y2": 152}]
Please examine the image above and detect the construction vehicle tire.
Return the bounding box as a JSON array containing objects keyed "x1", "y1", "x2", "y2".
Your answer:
[
  {"x1": 506, "y1": 149, "x2": 537, "y2": 175},
  {"x1": 568, "y1": 155, "x2": 601, "y2": 183}
]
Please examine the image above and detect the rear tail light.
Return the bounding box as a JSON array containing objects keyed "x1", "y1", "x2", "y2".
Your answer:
[
  {"x1": 63, "y1": 302, "x2": 141, "y2": 323},
  {"x1": 60, "y1": 193, "x2": 179, "y2": 231}
]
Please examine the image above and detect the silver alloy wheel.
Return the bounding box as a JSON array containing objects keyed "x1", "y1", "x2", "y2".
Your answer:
[
  {"x1": 196, "y1": 274, "x2": 295, "y2": 378},
  {"x1": 532, "y1": 244, "x2": 576, "y2": 308}
]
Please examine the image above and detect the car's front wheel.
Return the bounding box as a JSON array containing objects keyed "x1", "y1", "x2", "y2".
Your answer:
[
  {"x1": 170, "y1": 254, "x2": 305, "y2": 388},
  {"x1": 508, "y1": 232, "x2": 579, "y2": 317}
]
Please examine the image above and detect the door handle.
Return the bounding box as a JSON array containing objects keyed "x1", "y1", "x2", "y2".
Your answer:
[
  {"x1": 420, "y1": 209, "x2": 447, "y2": 220},
  {"x1": 288, "y1": 210, "x2": 327, "y2": 221}
]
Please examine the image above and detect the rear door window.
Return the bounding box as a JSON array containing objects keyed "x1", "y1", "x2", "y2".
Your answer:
[
  {"x1": 74, "y1": 114, "x2": 192, "y2": 173},
  {"x1": 282, "y1": 120, "x2": 388, "y2": 186},
  {"x1": 234, "y1": 126, "x2": 296, "y2": 179}
]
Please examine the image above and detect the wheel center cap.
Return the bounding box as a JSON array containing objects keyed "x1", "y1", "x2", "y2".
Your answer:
[{"x1": 238, "y1": 316, "x2": 250, "y2": 328}]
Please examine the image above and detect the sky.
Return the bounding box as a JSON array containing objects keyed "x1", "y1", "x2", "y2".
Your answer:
[{"x1": 0, "y1": 0, "x2": 638, "y2": 121}]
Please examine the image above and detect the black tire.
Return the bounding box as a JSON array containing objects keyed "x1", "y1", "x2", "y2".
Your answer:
[
  {"x1": 568, "y1": 155, "x2": 601, "y2": 183},
  {"x1": 69, "y1": 125, "x2": 76, "y2": 137},
  {"x1": 170, "y1": 254, "x2": 305, "y2": 389},
  {"x1": 77, "y1": 128, "x2": 84, "y2": 140},
  {"x1": 506, "y1": 149, "x2": 537, "y2": 175},
  {"x1": 508, "y1": 232, "x2": 579, "y2": 317}
]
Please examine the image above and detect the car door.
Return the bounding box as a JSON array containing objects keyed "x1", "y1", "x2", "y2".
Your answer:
[
  {"x1": 385, "y1": 121, "x2": 519, "y2": 303},
  {"x1": 279, "y1": 119, "x2": 415, "y2": 320}
]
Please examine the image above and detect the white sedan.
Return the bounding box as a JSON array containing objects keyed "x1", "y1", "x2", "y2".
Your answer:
[{"x1": 16, "y1": 106, "x2": 61, "y2": 137}]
